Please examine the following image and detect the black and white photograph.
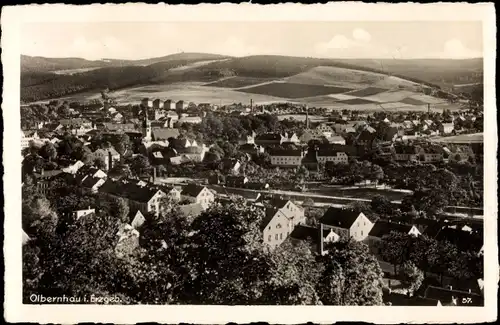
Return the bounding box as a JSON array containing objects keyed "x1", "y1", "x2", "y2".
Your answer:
[{"x1": 2, "y1": 3, "x2": 497, "y2": 324}]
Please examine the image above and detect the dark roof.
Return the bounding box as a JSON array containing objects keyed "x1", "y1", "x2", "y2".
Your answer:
[
  {"x1": 368, "y1": 221, "x2": 414, "y2": 238},
  {"x1": 99, "y1": 179, "x2": 162, "y2": 203},
  {"x1": 317, "y1": 144, "x2": 357, "y2": 156},
  {"x1": 435, "y1": 227, "x2": 483, "y2": 252},
  {"x1": 181, "y1": 184, "x2": 206, "y2": 197},
  {"x1": 238, "y1": 143, "x2": 261, "y2": 151},
  {"x1": 81, "y1": 176, "x2": 102, "y2": 188},
  {"x1": 152, "y1": 128, "x2": 180, "y2": 141},
  {"x1": 77, "y1": 165, "x2": 104, "y2": 177},
  {"x1": 394, "y1": 145, "x2": 419, "y2": 154},
  {"x1": 413, "y1": 218, "x2": 443, "y2": 236},
  {"x1": 268, "y1": 148, "x2": 303, "y2": 156},
  {"x1": 411, "y1": 297, "x2": 440, "y2": 306},
  {"x1": 424, "y1": 285, "x2": 483, "y2": 306},
  {"x1": 261, "y1": 208, "x2": 282, "y2": 230},
  {"x1": 33, "y1": 170, "x2": 63, "y2": 179},
  {"x1": 59, "y1": 118, "x2": 90, "y2": 126},
  {"x1": 268, "y1": 198, "x2": 290, "y2": 210},
  {"x1": 319, "y1": 207, "x2": 361, "y2": 229},
  {"x1": 255, "y1": 133, "x2": 284, "y2": 141},
  {"x1": 317, "y1": 149, "x2": 346, "y2": 157},
  {"x1": 289, "y1": 224, "x2": 329, "y2": 244}
]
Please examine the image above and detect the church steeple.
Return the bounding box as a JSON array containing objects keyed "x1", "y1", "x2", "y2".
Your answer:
[
  {"x1": 305, "y1": 105, "x2": 310, "y2": 129},
  {"x1": 142, "y1": 104, "x2": 151, "y2": 141}
]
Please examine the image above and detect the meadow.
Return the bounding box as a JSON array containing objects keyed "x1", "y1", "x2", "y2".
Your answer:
[{"x1": 238, "y1": 82, "x2": 353, "y2": 99}]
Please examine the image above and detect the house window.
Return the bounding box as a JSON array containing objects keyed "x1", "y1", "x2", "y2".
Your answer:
[
  {"x1": 280, "y1": 233, "x2": 283, "y2": 240},
  {"x1": 361, "y1": 231, "x2": 363, "y2": 236},
  {"x1": 268, "y1": 235, "x2": 271, "y2": 242},
  {"x1": 275, "y1": 234, "x2": 278, "y2": 240}
]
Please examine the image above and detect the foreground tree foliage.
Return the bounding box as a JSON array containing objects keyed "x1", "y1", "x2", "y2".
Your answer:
[
  {"x1": 317, "y1": 240, "x2": 384, "y2": 306},
  {"x1": 23, "y1": 194, "x2": 387, "y2": 305}
]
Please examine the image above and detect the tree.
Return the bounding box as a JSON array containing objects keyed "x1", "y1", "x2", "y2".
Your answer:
[
  {"x1": 379, "y1": 232, "x2": 412, "y2": 274},
  {"x1": 130, "y1": 154, "x2": 150, "y2": 176},
  {"x1": 317, "y1": 240, "x2": 384, "y2": 305},
  {"x1": 262, "y1": 240, "x2": 322, "y2": 305},
  {"x1": 181, "y1": 199, "x2": 271, "y2": 304},
  {"x1": 113, "y1": 134, "x2": 130, "y2": 155},
  {"x1": 302, "y1": 198, "x2": 314, "y2": 207},
  {"x1": 370, "y1": 195, "x2": 394, "y2": 216},
  {"x1": 39, "y1": 142, "x2": 58, "y2": 162},
  {"x1": 400, "y1": 261, "x2": 424, "y2": 295},
  {"x1": 112, "y1": 198, "x2": 130, "y2": 224}
]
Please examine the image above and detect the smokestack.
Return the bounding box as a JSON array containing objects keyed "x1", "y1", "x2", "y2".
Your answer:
[{"x1": 250, "y1": 99, "x2": 253, "y2": 113}]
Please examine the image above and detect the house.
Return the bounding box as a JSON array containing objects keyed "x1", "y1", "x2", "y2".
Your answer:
[
  {"x1": 355, "y1": 126, "x2": 377, "y2": 147},
  {"x1": 99, "y1": 179, "x2": 167, "y2": 216},
  {"x1": 21, "y1": 130, "x2": 40, "y2": 149},
  {"x1": 366, "y1": 221, "x2": 421, "y2": 255},
  {"x1": 177, "y1": 116, "x2": 203, "y2": 125},
  {"x1": 181, "y1": 184, "x2": 215, "y2": 209},
  {"x1": 289, "y1": 224, "x2": 337, "y2": 253},
  {"x1": 254, "y1": 133, "x2": 287, "y2": 147},
  {"x1": 130, "y1": 210, "x2": 146, "y2": 229},
  {"x1": 111, "y1": 112, "x2": 124, "y2": 122},
  {"x1": 445, "y1": 145, "x2": 475, "y2": 162},
  {"x1": 315, "y1": 123, "x2": 335, "y2": 135},
  {"x1": 237, "y1": 131, "x2": 256, "y2": 145},
  {"x1": 238, "y1": 143, "x2": 265, "y2": 155},
  {"x1": 393, "y1": 145, "x2": 419, "y2": 162},
  {"x1": 22, "y1": 229, "x2": 31, "y2": 246},
  {"x1": 219, "y1": 158, "x2": 242, "y2": 174},
  {"x1": 269, "y1": 148, "x2": 304, "y2": 167},
  {"x1": 158, "y1": 185, "x2": 182, "y2": 202},
  {"x1": 101, "y1": 123, "x2": 137, "y2": 133},
  {"x1": 322, "y1": 135, "x2": 346, "y2": 145},
  {"x1": 439, "y1": 123, "x2": 455, "y2": 135},
  {"x1": 76, "y1": 166, "x2": 107, "y2": 179},
  {"x1": 299, "y1": 129, "x2": 323, "y2": 143},
  {"x1": 71, "y1": 207, "x2": 96, "y2": 220},
  {"x1": 92, "y1": 147, "x2": 121, "y2": 171},
  {"x1": 151, "y1": 128, "x2": 180, "y2": 141},
  {"x1": 316, "y1": 148, "x2": 348, "y2": 164},
  {"x1": 422, "y1": 285, "x2": 483, "y2": 306},
  {"x1": 175, "y1": 100, "x2": 188, "y2": 111},
  {"x1": 164, "y1": 99, "x2": 175, "y2": 110},
  {"x1": 80, "y1": 176, "x2": 106, "y2": 193},
  {"x1": 226, "y1": 175, "x2": 248, "y2": 188},
  {"x1": 318, "y1": 207, "x2": 374, "y2": 254},
  {"x1": 115, "y1": 223, "x2": 140, "y2": 258},
  {"x1": 418, "y1": 146, "x2": 444, "y2": 163},
  {"x1": 33, "y1": 169, "x2": 63, "y2": 195},
  {"x1": 141, "y1": 98, "x2": 152, "y2": 108},
  {"x1": 261, "y1": 199, "x2": 306, "y2": 249},
  {"x1": 287, "y1": 132, "x2": 300, "y2": 144},
  {"x1": 61, "y1": 160, "x2": 85, "y2": 174}
]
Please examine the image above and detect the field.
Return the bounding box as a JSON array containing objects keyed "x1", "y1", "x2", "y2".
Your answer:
[
  {"x1": 238, "y1": 82, "x2": 352, "y2": 99},
  {"x1": 346, "y1": 86, "x2": 388, "y2": 97},
  {"x1": 203, "y1": 76, "x2": 276, "y2": 88},
  {"x1": 52, "y1": 67, "x2": 103, "y2": 75}
]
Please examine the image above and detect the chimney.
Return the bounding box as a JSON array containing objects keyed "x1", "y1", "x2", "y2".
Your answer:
[
  {"x1": 108, "y1": 151, "x2": 113, "y2": 170},
  {"x1": 250, "y1": 99, "x2": 253, "y2": 113}
]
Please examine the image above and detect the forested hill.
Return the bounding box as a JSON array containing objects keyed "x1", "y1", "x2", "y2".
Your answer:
[{"x1": 21, "y1": 53, "x2": 483, "y2": 103}]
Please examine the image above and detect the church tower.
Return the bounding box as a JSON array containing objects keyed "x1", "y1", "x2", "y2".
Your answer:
[
  {"x1": 305, "y1": 105, "x2": 310, "y2": 129},
  {"x1": 142, "y1": 105, "x2": 152, "y2": 142}
]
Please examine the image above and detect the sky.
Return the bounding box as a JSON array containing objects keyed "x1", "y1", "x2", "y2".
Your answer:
[{"x1": 21, "y1": 21, "x2": 483, "y2": 60}]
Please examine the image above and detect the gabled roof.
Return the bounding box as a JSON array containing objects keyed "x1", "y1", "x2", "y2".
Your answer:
[
  {"x1": 181, "y1": 184, "x2": 207, "y2": 198},
  {"x1": 99, "y1": 179, "x2": 163, "y2": 203},
  {"x1": 319, "y1": 207, "x2": 362, "y2": 229},
  {"x1": 81, "y1": 176, "x2": 103, "y2": 189},
  {"x1": 152, "y1": 128, "x2": 181, "y2": 141},
  {"x1": 261, "y1": 208, "x2": 286, "y2": 230},
  {"x1": 368, "y1": 221, "x2": 415, "y2": 238},
  {"x1": 255, "y1": 133, "x2": 284, "y2": 141}
]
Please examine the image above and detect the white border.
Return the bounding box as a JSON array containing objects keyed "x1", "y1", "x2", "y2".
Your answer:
[{"x1": 2, "y1": 3, "x2": 498, "y2": 324}]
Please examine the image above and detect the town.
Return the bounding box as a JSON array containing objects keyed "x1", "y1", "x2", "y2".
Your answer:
[{"x1": 21, "y1": 89, "x2": 484, "y2": 306}]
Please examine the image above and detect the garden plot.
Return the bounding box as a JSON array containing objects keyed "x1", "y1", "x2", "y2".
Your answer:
[{"x1": 363, "y1": 90, "x2": 416, "y2": 103}]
